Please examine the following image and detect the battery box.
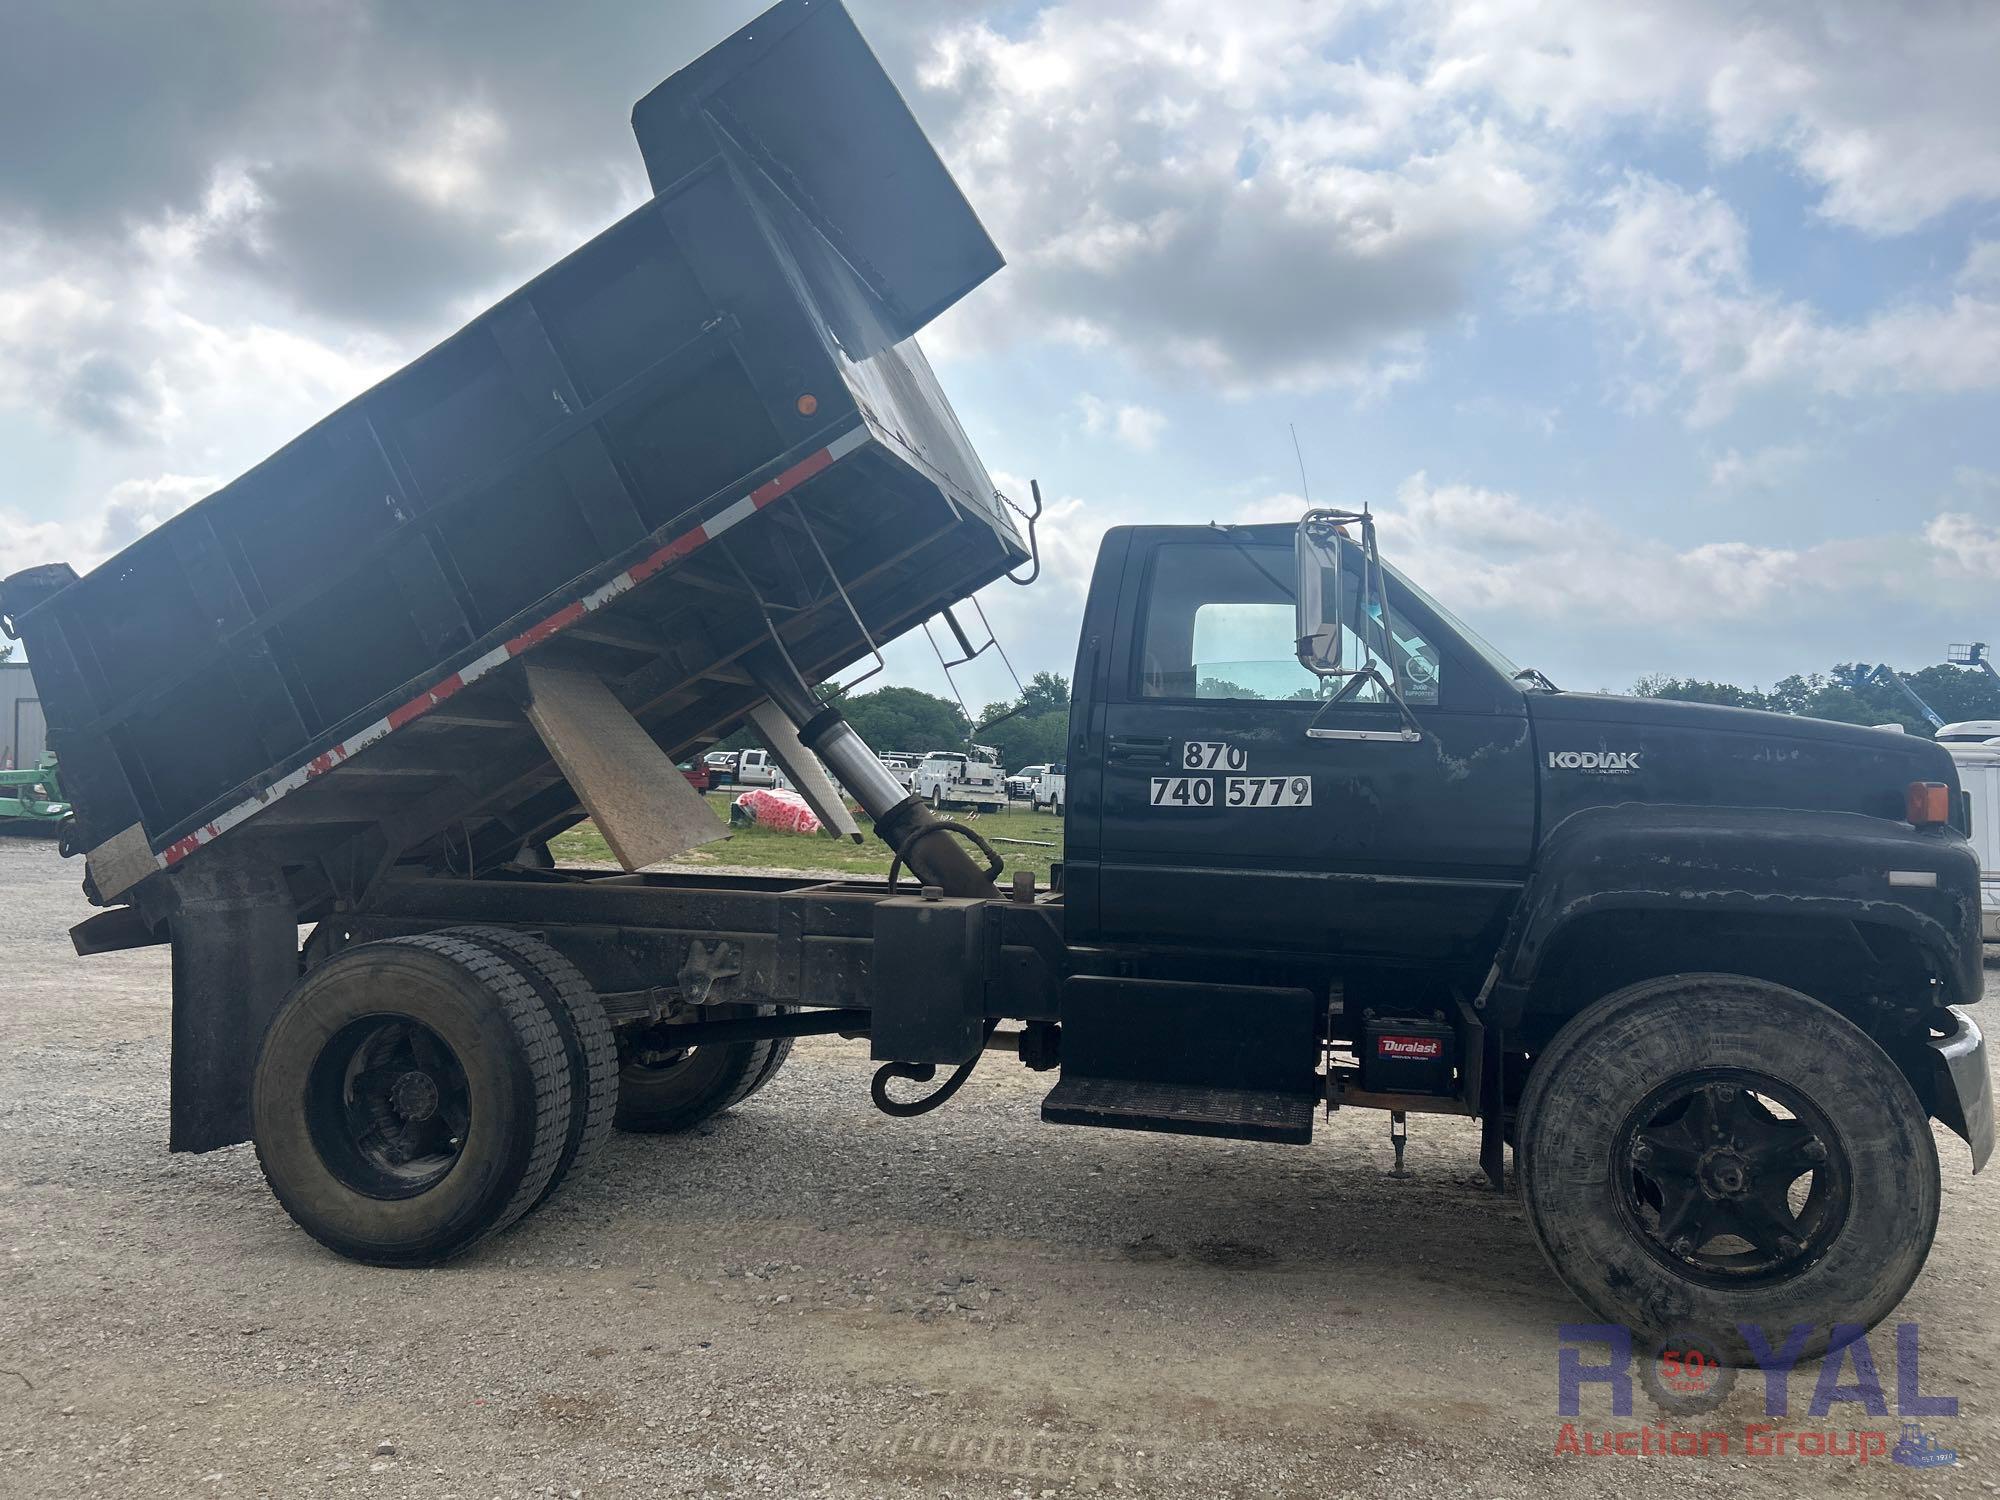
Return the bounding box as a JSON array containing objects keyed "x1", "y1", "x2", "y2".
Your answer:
[{"x1": 1359, "y1": 1012, "x2": 1457, "y2": 1095}]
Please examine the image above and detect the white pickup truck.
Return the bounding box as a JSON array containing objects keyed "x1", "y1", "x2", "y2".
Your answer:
[
  {"x1": 914, "y1": 747, "x2": 1008, "y2": 813},
  {"x1": 704, "y1": 747, "x2": 779, "y2": 788},
  {"x1": 1005, "y1": 763, "x2": 1049, "y2": 801},
  {"x1": 878, "y1": 753, "x2": 919, "y2": 792}
]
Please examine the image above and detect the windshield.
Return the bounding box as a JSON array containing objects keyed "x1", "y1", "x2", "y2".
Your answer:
[{"x1": 1379, "y1": 555, "x2": 1520, "y2": 681}]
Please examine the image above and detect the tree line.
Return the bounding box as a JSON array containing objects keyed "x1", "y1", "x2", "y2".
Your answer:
[
  {"x1": 717, "y1": 670, "x2": 1072, "y2": 771},
  {"x1": 1634, "y1": 662, "x2": 2000, "y2": 736},
  {"x1": 714, "y1": 655, "x2": 1998, "y2": 772}
]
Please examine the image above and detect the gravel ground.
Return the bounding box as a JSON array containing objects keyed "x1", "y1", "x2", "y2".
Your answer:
[{"x1": 3, "y1": 835, "x2": 1997, "y2": 1499}]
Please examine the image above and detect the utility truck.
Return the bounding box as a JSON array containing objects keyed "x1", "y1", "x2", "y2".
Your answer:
[
  {"x1": 1, "y1": 0, "x2": 1987, "y2": 1363},
  {"x1": 1937, "y1": 720, "x2": 2000, "y2": 940},
  {"x1": 914, "y1": 747, "x2": 1008, "y2": 813},
  {"x1": 1030, "y1": 763, "x2": 1065, "y2": 814}
]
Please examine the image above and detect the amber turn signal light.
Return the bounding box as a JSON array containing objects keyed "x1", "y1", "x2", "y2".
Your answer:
[
  {"x1": 1906, "y1": 780, "x2": 1952, "y2": 827},
  {"x1": 795, "y1": 393, "x2": 818, "y2": 416}
]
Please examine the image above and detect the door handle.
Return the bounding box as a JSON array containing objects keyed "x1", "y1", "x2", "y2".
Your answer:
[{"x1": 1106, "y1": 734, "x2": 1170, "y2": 762}]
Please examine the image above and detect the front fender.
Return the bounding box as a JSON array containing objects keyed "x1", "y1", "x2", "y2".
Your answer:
[{"x1": 1502, "y1": 804, "x2": 1983, "y2": 1006}]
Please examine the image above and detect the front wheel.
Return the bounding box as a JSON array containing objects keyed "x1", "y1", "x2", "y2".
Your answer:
[{"x1": 1518, "y1": 973, "x2": 1939, "y2": 1365}]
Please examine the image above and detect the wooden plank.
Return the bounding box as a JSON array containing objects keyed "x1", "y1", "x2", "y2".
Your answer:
[{"x1": 522, "y1": 662, "x2": 728, "y2": 871}]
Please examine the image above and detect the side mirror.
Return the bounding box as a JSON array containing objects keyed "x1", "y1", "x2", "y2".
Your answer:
[{"x1": 1295, "y1": 516, "x2": 1347, "y2": 676}]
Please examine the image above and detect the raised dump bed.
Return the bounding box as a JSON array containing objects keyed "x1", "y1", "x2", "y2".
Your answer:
[{"x1": 1, "y1": 0, "x2": 1023, "y2": 916}]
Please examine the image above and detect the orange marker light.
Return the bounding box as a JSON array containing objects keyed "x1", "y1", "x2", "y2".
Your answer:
[
  {"x1": 795, "y1": 393, "x2": 818, "y2": 416},
  {"x1": 1906, "y1": 780, "x2": 1952, "y2": 826}
]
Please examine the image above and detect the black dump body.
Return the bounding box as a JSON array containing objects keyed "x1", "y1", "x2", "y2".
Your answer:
[{"x1": 0, "y1": 0, "x2": 1023, "y2": 919}]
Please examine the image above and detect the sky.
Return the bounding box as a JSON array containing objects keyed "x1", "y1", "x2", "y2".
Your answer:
[{"x1": 1, "y1": 0, "x2": 1997, "y2": 713}]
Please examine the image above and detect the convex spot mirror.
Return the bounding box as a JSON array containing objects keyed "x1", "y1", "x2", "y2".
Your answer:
[{"x1": 1295, "y1": 516, "x2": 1348, "y2": 676}]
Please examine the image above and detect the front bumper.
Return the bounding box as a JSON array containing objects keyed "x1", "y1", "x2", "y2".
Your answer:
[{"x1": 1929, "y1": 1006, "x2": 1995, "y2": 1172}]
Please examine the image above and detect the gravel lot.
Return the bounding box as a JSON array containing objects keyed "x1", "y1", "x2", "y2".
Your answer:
[{"x1": 4, "y1": 835, "x2": 1997, "y2": 1499}]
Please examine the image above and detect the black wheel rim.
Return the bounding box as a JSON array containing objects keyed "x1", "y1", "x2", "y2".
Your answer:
[
  {"x1": 619, "y1": 1023, "x2": 742, "y2": 1099},
  {"x1": 1611, "y1": 1068, "x2": 1850, "y2": 1288},
  {"x1": 626, "y1": 1040, "x2": 701, "y2": 1077},
  {"x1": 306, "y1": 1016, "x2": 472, "y2": 1198}
]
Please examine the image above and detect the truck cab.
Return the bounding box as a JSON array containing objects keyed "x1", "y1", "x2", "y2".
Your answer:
[
  {"x1": 1063, "y1": 521, "x2": 1534, "y2": 961},
  {"x1": 1035, "y1": 513, "x2": 1988, "y2": 1361},
  {"x1": 1064, "y1": 521, "x2": 1979, "y2": 993}
]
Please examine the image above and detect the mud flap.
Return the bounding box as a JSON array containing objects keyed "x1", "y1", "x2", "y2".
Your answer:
[
  {"x1": 1479, "y1": 1022, "x2": 1507, "y2": 1192},
  {"x1": 165, "y1": 851, "x2": 299, "y2": 1152}
]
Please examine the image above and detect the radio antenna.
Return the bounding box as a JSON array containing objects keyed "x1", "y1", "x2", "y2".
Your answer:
[{"x1": 1289, "y1": 422, "x2": 1312, "y2": 506}]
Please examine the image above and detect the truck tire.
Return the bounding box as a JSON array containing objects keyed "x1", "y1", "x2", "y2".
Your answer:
[
  {"x1": 1518, "y1": 973, "x2": 1939, "y2": 1365},
  {"x1": 251, "y1": 934, "x2": 572, "y2": 1266},
  {"x1": 442, "y1": 926, "x2": 618, "y2": 1212},
  {"x1": 614, "y1": 1011, "x2": 790, "y2": 1133},
  {"x1": 740, "y1": 1032, "x2": 795, "y2": 1103}
]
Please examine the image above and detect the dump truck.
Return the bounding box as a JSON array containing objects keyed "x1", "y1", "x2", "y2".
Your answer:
[{"x1": 2, "y1": 0, "x2": 1989, "y2": 1366}]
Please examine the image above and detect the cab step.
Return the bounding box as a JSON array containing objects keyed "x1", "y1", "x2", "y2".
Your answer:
[
  {"x1": 1040, "y1": 975, "x2": 1320, "y2": 1145},
  {"x1": 1041, "y1": 1076, "x2": 1315, "y2": 1144}
]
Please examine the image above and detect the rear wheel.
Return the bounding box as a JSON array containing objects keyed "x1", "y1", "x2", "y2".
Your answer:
[
  {"x1": 442, "y1": 926, "x2": 618, "y2": 1211},
  {"x1": 740, "y1": 1033, "x2": 794, "y2": 1103},
  {"x1": 614, "y1": 1011, "x2": 792, "y2": 1133},
  {"x1": 251, "y1": 934, "x2": 571, "y2": 1266},
  {"x1": 1518, "y1": 973, "x2": 1938, "y2": 1364}
]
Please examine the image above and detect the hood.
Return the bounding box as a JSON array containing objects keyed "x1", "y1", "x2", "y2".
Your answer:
[{"x1": 1528, "y1": 692, "x2": 1957, "y2": 829}]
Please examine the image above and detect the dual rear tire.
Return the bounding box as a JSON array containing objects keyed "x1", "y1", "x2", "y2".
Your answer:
[
  {"x1": 615, "y1": 1016, "x2": 792, "y2": 1133},
  {"x1": 252, "y1": 929, "x2": 789, "y2": 1265}
]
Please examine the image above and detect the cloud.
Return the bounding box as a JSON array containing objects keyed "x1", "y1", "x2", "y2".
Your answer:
[
  {"x1": 1708, "y1": 443, "x2": 1810, "y2": 493},
  {"x1": 1563, "y1": 176, "x2": 2000, "y2": 423},
  {"x1": 918, "y1": 3, "x2": 1546, "y2": 392},
  {"x1": 1075, "y1": 395, "x2": 1166, "y2": 451},
  {"x1": 1926, "y1": 511, "x2": 2000, "y2": 581},
  {"x1": 1364, "y1": 471, "x2": 1938, "y2": 630},
  {"x1": 0, "y1": 216, "x2": 396, "y2": 449},
  {"x1": 0, "y1": 473, "x2": 216, "y2": 582},
  {"x1": 1425, "y1": 0, "x2": 2000, "y2": 235},
  {"x1": 0, "y1": 3, "x2": 777, "y2": 341}
]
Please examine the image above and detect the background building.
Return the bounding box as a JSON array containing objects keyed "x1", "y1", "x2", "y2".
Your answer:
[{"x1": 2, "y1": 658, "x2": 46, "y2": 770}]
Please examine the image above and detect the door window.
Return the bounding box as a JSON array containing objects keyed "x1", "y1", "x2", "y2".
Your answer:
[{"x1": 1136, "y1": 542, "x2": 1440, "y2": 704}]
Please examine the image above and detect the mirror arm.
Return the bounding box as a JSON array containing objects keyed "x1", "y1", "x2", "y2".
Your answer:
[{"x1": 1305, "y1": 666, "x2": 1424, "y2": 743}]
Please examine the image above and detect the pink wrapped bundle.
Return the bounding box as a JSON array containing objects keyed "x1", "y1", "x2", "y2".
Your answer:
[{"x1": 731, "y1": 787, "x2": 823, "y2": 835}]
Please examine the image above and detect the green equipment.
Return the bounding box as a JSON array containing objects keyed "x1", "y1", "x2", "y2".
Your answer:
[{"x1": 0, "y1": 753, "x2": 70, "y2": 826}]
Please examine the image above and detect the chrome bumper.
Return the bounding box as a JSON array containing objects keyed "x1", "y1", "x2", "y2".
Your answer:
[{"x1": 1930, "y1": 1007, "x2": 1995, "y2": 1173}]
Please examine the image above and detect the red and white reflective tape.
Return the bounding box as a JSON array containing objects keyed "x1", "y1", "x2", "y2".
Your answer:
[{"x1": 156, "y1": 424, "x2": 870, "y2": 871}]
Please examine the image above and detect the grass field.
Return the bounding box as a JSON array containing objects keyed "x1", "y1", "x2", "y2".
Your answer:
[{"x1": 549, "y1": 795, "x2": 1065, "y2": 881}]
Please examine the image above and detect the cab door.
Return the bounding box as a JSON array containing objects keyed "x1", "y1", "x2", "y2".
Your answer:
[{"x1": 1082, "y1": 527, "x2": 1536, "y2": 961}]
